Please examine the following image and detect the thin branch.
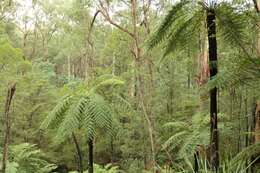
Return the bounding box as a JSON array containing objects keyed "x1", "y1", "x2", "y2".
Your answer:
[
  {"x1": 87, "y1": 10, "x2": 101, "y2": 48},
  {"x1": 90, "y1": 10, "x2": 101, "y2": 34},
  {"x1": 98, "y1": 0, "x2": 135, "y2": 38}
]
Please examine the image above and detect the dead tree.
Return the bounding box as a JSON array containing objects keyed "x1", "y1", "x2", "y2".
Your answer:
[{"x1": 1, "y1": 83, "x2": 16, "y2": 173}]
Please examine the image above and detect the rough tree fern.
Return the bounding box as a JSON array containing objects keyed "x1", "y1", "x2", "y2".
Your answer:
[
  {"x1": 148, "y1": 0, "x2": 248, "y2": 170},
  {"x1": 40, "y1": 75, "x2": 124, "y2": 173}
]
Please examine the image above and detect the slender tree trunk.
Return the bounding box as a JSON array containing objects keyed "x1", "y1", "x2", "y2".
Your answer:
[
  {"x1": 72, "y1": 133, "x2": 83, "y2": 173},
  {"x1": 110, "y1": 138, "x2": 114, "y2": 163},
  {"x1": 250, "y1": 100, "x2": 257, "y2": 173},
  {"x1": 130, "y1": 0, "x2": 156, "y2": 171},
  {"x1": 245, "y1": 90, "x2": 248, "y2": 147},
  {"x1": 245, "y1": 89, "x2": 249, "y2": 173},
  {"x1": 88, "y1": 138, "x2": 93, "y2": 173},
  {"x1": 68, "y1": 56, "x2": 71, "y2": 81},
  {"x1": 98, "y1": 1, "x2": 156, "y2": 171},
  {"x1": 112, "y1": 54, "x2": 116, "y2": 76},
  {"x1": 194, "y1": 150, "x2": 199, "y2": 173},
  {"x1": 2, "y1": 83, "x2": 16, "y2": 173},
  {"x1": 30, "y1": 3, "x2": 37, "y2": 59},
  {"x1": 84, "y1": 39, "x2": 90, "y2": 81},
  {"x1": 237, "y1": 92, "x2": 243, "y2": 153},
  {"x1": 206, "y1": 8, "x2": 219, "y2": 171}
]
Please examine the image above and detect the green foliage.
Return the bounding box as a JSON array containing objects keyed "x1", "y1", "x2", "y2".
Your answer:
[
  {"x1": 148, "y1": 0, "x2": 191, "y2": 49},
  {"x1": 148, "y1": 0, "x2": 204, "y2": 58},
  {"x1": 41, "y1": 76, "x2": 124, "y2": 142},
  {"x1": 0, "y1": 143, "x2": 56, "y2": 173},
  {"x1": 92, "y1": 163, "x2": 124, "y2": 173},
  {"x1": 216, "y1": 3, "x2": 248, "y2": 52},
  {"x1": 68, "y1": 163, "x2": 124, "y2": 173},
  {"x1": 163, "y1": 113, "x2": 209, "y2": 159},
  {"x1": 0, "y1": 1, "x2": 260, "y2": 173}
]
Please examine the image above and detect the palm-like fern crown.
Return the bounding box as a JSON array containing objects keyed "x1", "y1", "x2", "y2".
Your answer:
[
  {"x1": 148, "y1": 0, "x2": 247, "y2": 54},
  {"x1": 148, "y1": 0, "x2": 260, "y2": 88},
  {"x1": 40, "y1": 75, "x2": 124, "y2": 141}
]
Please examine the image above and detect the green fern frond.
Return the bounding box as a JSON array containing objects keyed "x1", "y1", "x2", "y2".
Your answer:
[
  {"x1": 41, "y1": 76, "x2": 123, "y2": 143},
  {"x1": 55, "y1": 96, "x2": 88, "y2": 140},
  {"x1": 163, "y1": 121, "x2": 189, "y2": 130},
  {"x1": 207, "y1": 55, "x2": 260, "y2": 89},
  {"x1": 148, "y1": 0, "x2": 191, "y2": 49},
  {"x1": 52, "y1": 93, "x2": 113, "y2": 141},
  {"x1": 89, "y1": 75, "x2": 124, "y2": 93},
  {"x1": 162, "y1": 131, "x2": 189, "y2": 150},
  {"x1": 40, "y1": 95, "x2": 73, "y2": 130},
  {"x1": 163, "y1": 8, "x2": 204, "y2": 57},
  {"x1": 87, "y1": 93, "x2": 112, "y2": 132},
  {"x1": 7, "y1": 143, "x2": 55, "y2": 173},
  {"x1": 111, "y1": 94, "x2": 132, "y2": 113},
  {"x1": 216, "y1": 3, "x2": 249, "y2": 56},
  {"x1": 230, "y1": 142, "x2": 260, "y2": 167},
  {"x1": 192, "y1": 113, "x2": 209, "y2": 127},
  {"x1": 85, "y1": 118, "x2": 96, "y2": 140}
]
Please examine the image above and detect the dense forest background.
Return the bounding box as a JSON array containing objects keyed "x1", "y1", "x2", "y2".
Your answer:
[{"x1": 0, "y1": 0, "x2": 260, "y2": 173}]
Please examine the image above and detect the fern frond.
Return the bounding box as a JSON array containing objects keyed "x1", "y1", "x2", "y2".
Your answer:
[
  {"x1": 55, "y1": 95, "x2": 88, "y2": 140},
  {"x1": 40, "y1": 95, "x2": 73, "y2": 130},
  {"x1": 230, "y1": 142, "x2": 260, "y2": 167},
  {"x1": 216, "y1": 3, "x2": 249, "y2": 56},
  {"x1": 206, "y1": 55, "x2": 260, "y2": 89},
  {"x1": 42, "y1": 76, "x2": 121, "y2": 143},
  {"x1": 163, "y1": 121, "x2": 189, "y2": 130},
  {"x1": 89, "y1": 74, "x2": 124, "y2": 92},
  {"x1": 111, "y1": 94, "x2": 132, "y2": 113},
  {"x1": 178, "y1": 132, "x2": 202, "y2": 158},
  {"x1": 8, "y1": 143, "x2": 54, "y2": 173},
  {"x1": 85, "y1": 117, "x2": 96, "y2": 140},
  {"x1": 192, "y1": 113, "x2": 209, "y2": 127},
  {"x1": 163, "y1": 8, "x2": 204, "y2": 57},
  {"x1": 148, "y1": 0, "x2": 191, "y2": 49},
  {"x1": 90, "y1": 78, "x2": 124, "y2": 93},
  {"x1": 87, "y1": 93, "x2": 112, "y2": 132},
  {"x1": 162, "y1": 131, "x2": 189, "y2": 150}
]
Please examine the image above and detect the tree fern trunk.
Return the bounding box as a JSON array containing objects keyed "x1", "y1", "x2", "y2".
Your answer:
[
  {"x1": 206, "y1": 8, "x2": 219, "y2": 171},
  {"x1": 88, "y1": 138, "x2": 93, "y2": 173}
]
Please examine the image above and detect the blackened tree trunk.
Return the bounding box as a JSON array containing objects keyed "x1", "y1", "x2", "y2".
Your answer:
[
  {"x1": 206, "y1": 8, "x2": 219, "y2": 171},
  {"x1": 88, "y1": 138, "x2": 93, "y2": 173},
  {"x1": 2, "y1": 83, "x2": 16, "y2": 173}
]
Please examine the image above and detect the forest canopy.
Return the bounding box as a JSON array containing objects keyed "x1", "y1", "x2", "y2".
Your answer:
[{"x1": 0, "y1": 0, "x2": 260, "y2": 173}]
